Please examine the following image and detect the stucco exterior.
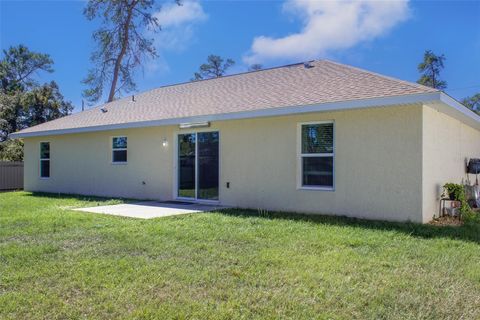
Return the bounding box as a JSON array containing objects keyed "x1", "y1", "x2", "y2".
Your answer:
[
  {"x1": 422, "y1": 104, "x2": 480, "y2": 222},
  {"x1": 24, "y1": 104, "x2": 430, "y2": 222}
]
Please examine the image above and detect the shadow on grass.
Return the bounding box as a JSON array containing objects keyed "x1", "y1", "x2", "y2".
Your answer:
[
  {"x1": 20, "y1": 191, "x2": 135, "y2": 203},
  {"x1": 15, "y1": 192, "x2": 480, "y2": 244},
  {"x1": 218, "y1": 208, "x2": 480, "y2": 244}
]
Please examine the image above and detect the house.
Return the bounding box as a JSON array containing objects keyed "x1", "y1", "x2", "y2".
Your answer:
[{"x1": 10, "y1": 60, "x2": 480, "y2": 223}]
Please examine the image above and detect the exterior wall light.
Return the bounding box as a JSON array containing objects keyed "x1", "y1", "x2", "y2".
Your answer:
[{"x1": 162, "y1": 138, "x2": 168, "y2": 147}]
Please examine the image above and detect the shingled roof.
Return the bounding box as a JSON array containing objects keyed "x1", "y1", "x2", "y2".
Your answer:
[{"x1": 13, "y1": 60, "x2": 441, "y2": 137}]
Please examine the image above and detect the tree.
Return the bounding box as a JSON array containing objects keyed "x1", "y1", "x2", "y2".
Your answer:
[
  {"x1": 462, "y1": 93, "x2": 480, "y2": 115},
  {"x1": 0, "y1": 139, "x2": 23, "y2": 161},
  {"x1": 20, "y1": 81, "x2": 74, "y2": 128},
  {"x1": 248, "y1": 64, "x2": 262, "y2": 71},
  {"x1": 82, "y1": 0, "x2": 165, "y2": 104},
  {"x1": 0, "y1": 81, "x2": 73, "y2": 141},
  {"x1": 0, "y1": 45, "x2": 73, "y2": 160},
  {"x1": 192, "y1": 55, "x2": 235, "y2": 81},
  {"x1": 0, "y1": 45, "x2": 53, "y2": 93},
  {"x1": 0, "y1": 91, "x2": 22, "y2": 141},
  {"x1": 0, "y1": 45, "x2": 60, "y2": 141},
  {"x1": 417, "y1": 50, "x2": 447, "y2": 90}
]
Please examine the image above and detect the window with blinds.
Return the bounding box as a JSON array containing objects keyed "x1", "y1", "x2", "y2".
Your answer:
[
  {"x1": 112, "y1": 137, "x2": 127, "y2": 163},
  {"x1": 299, "y1": 122, "x2": 334, "y2": 189}
]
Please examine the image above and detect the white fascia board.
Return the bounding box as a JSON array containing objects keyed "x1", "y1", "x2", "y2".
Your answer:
[
  {"x1": 439, "y1": 93, "x2": 480, "y2": 131},
  {"x1": 11, "y1": 92, "x2": 442, "y2": 138}
]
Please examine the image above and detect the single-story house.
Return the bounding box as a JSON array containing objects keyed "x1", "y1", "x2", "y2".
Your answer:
[{"x1": 11, "y1": 60, "x2": 480, "y2": 223}]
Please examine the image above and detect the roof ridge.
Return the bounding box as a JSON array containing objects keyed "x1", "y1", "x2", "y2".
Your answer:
[
  {"x1": 98, "y1": 60, "x2": 315, "y2": 108},
  {"x1": 105, "y1": 59, "x2": 435, "y2": 109},
  {"x1": 86, "y1": 58, "x2": 437, "y2": 110},
  {"x1": 321, "y1": 59, "x2": 439, "y2": 93},
  {"x1": 151, "y1": 62, "x2": 306, "y2": 87}
]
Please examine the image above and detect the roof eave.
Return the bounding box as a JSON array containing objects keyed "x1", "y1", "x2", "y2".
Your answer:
[
  {"x1": 438, "y1": 92, "x2": 480, "y2": 130},
  {"x1": 11, "y1": 91, "x2": 457, "y2": 139}
]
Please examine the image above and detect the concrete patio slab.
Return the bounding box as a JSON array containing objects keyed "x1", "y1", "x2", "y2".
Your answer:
[{"x1": 74, "y1": 201, "x2": 226, "y2": 219}]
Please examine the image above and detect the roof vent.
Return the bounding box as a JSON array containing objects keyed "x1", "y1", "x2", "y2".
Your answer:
[
  {"x1": 303, "y1": 61, "x2": 314, "y2": 69},
  {"x1": 100, "y1": 107, "x2": 108, "y2": 113}
]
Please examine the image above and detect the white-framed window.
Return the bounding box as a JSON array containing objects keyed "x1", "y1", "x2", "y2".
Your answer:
[
  {"x1": 40, "y1": 142, "x2": 50, "y2": 178},
  {"x1": 298, "y1": 121, "x2": 334, "y2": 190},
  {"x1": 112, "y1": 136, "x2": 127, "y2": 163}
]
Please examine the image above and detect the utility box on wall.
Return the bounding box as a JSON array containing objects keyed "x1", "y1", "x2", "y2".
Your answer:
[{"x1": 467, "y1": 159, "x2": 480, "y2": 174}]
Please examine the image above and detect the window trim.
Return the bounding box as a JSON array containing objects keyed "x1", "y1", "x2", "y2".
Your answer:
[
  {"x1": 111, "y1": 136, "x2": 128, "y2": 164},
  {"x1": 39, "y1": 141, "x2": 50, "y2": 179},
  {"x1": 297, "y1": 121, "x2": 335, "y2": 191}
]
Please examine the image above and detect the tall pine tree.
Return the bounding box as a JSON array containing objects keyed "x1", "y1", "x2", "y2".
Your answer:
[{"x1": 417, "y1": 50, "x2": 447, "y2": 90}]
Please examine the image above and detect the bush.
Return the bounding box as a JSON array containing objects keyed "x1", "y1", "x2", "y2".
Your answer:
[
  {"x1": 0, "y1": 139, "x2": 23, "y2": 161},
  {"x1": 443, "y1": 183, "x2": 478, "y2": 223}
]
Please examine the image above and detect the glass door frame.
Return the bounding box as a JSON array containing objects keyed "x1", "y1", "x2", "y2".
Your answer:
[{"x1": 174, "y1": 129, "x2": 220, "y2": 204}]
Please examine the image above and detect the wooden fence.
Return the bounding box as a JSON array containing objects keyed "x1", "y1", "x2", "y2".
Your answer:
[{"x1": 0, "y1": 161, "x2": 24, "y2": 190}]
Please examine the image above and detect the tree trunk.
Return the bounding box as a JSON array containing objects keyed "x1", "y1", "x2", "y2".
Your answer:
[
  {"x1": 107, "y1": 2, "x2": 136, "y2": 102},
  {"x1": 431, "y1": 65, "x2": 436, "y2": 89}
]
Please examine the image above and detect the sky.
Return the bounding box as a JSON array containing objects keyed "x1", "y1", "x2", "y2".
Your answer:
[{"x1": 1, "y1": 0, "x2": 479, "y2": 112}]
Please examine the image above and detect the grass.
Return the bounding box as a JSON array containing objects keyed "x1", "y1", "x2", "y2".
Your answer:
[{"x1": 1, "y1": 191, "x2": 480, "y2": 319}]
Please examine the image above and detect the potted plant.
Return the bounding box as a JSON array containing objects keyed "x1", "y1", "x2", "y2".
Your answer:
[
  {"x1": 443, "y1": 183, "x2": 477, "y2": 221},
  {"x1": 443, "y1": 183, "x2": 464, "y2": 201}
]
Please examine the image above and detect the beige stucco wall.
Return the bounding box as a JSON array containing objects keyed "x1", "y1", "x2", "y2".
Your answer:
[
  {"x1": 422, "y1": 104, "x2": 480, "y2": 222},
  {"x1": 24, "y1": 104, "x2": 425, "y2": 222},
  {"x1": 24, "y1": 126, "x2": 175, "y2": 200}
]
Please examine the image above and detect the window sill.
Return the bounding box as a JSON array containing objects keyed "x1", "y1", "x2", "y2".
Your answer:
[
  {"x1": 297, "y1": 186, "x2": 334, "y2": 191},
  {"x1": 39, "y1": 177, "x2": 50, "y2": 180},
  {"x1": 111, "y1": 162, "x2": 128, "y2": 165}
]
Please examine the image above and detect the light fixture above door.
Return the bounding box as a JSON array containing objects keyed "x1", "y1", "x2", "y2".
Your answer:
[{"x1": 179, "y1": 121, "x2": 210, "y2": 129}]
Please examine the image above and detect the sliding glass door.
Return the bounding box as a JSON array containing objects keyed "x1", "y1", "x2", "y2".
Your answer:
[
  {"x1": 178, "y1": 133, "x2": 196, "y2": 198},
  {"x1": 178, "y1": 131, "x2": 219, "y2": 201},
  {"x1": 197, "y1": 132, "x2": 219, "y2": 200}
]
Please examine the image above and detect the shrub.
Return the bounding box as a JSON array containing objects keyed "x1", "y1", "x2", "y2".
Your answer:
[{"x1": 443, "y1": 183, "x2": 478, "y2": 223}]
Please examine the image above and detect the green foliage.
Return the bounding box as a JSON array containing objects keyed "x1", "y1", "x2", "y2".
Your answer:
[
  {"x1": 0, "y1": 81, "x2": 73, "y2": 143},
  {"x1": 462, "y1": 93, "x2": 480, "y2": 115},
  {"x1": 443, "y1": 183, "x2": 477, "y2": 222},
  {"x1": 443, "y1": 183, "x2": 465, "y2": 201},
  {"x1": 417, "y1": 50, "x2": 447, "y2": 90},
  {"x1": 0, "y1": 139, "x2": 23, "y2": 161},
  {"x1": 0, "y1": 91, "x2": 22, "y2": 141},
  {"x1": 20, "y1": 81, "x2": 73, "y2": 128},
  {"x1": 82, "y1": 0, "x2": 163, "y2": 104},
  {"x1": 192, "y1": 55, "x2": 235, "y2": 81},
  {"x1": 1, "y1": 192, "x2": 480, "y2": 319},
  {"x1": 0, "y1": 45, "x2": 73, "y2": 161},
  {"x1": 0, "y1": 44, "x2": 53, "y2": 93}
]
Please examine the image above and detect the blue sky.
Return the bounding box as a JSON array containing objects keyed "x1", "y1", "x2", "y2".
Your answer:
[{"x1": 1, "y1": 0, "x2": 479, "y2": 112}]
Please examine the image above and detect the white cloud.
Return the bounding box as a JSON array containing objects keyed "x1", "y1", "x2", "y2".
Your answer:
[
  {"x1": 243, "y1": 0, "x2": 410, "y2": 65},
  {"x1": 155, "y1": 0, "x2": 207, "y2": 28},
  {"x1": 152, "y1": 0, "x2": 207, "y2": 51},
  {"x1": 145, "y1": 1, "x2": 207, "y2": 74}
]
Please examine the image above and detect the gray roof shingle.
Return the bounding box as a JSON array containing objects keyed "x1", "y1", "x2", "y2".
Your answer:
[{"x1": 14, "y1": 60, "x2": 438, "y2": 136}]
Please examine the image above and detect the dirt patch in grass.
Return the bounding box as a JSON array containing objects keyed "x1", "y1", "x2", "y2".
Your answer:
[
  {"x1": 429, "y1": 208, "x2": 480, "y2": 227},
  {"x1": 429, "y1": 215, "x2": 463, "y2": 227}
]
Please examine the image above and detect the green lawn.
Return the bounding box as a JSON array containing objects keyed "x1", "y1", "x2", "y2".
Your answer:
[{"x1": 1, "y1": 192, "x2": 480, "y2": 319}]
